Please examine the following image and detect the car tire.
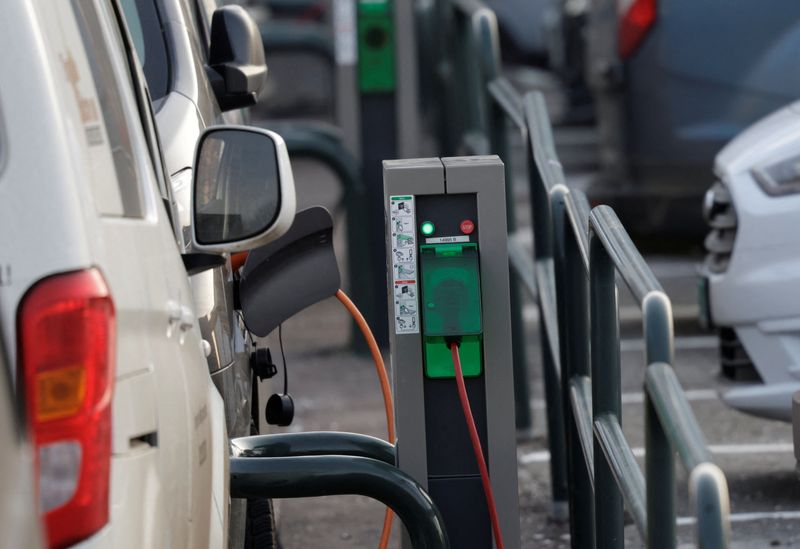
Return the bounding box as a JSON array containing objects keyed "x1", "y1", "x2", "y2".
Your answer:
[
  {"x1": 244, "y1": 416, "x2": 279, "y2": 549},
  {"x1": 245, "y1": 496, "x2": 278, "y2": 549}
]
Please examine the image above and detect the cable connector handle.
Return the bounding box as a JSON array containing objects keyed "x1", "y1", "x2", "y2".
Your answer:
[{"x1": 251, "y1": 348, "x2": 278, "y2": 381}]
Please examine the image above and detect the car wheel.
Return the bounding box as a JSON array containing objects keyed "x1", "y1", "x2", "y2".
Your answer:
[
  {"x1": 245, "y1": 496, "x2": 278, "y2": 549},
  {"x1": 244, "y1": 415, "x2": 279, "y2": 549}
]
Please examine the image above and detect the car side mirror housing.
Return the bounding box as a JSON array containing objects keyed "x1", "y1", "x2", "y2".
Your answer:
[
  {"x1": 191, "y1": 126, "x2": 296, "y2": 253},
  {"x1": 207, "y1": 5, "x2": 267, "y2": 111}
]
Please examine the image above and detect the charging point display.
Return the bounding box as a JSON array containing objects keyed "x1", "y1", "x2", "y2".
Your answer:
[
  {"x1": 420, "y1": 243, "x2": 483, "y2": 378},
  {"x1": 384, "y1": 157, "x2": 521, "y2": 549},
  {"x1": 357, "y1": 0, "x2": 396, "y2": 93}
]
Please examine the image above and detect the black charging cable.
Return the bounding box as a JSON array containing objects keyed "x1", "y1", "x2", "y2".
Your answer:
[{"x1": 266, "y1": 323, "x2": 295, "y2": 426}]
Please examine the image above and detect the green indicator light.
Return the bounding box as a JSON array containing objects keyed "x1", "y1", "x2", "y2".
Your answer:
[{"x1": 420, "y1": 221, "x2": 435, "y2": 236}]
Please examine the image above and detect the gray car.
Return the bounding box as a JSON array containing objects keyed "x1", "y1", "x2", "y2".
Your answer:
[
  {"x1": 119, "y1": 0, "x2": 275, "y2": 546},
  {"x1": 585, "y1": 0, "x2": 800, "y2": 236}
]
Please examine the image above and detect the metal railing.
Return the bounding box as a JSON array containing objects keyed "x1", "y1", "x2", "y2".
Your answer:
[
  {"x1": 421, "y1": 1, "x2": 732, "y2": 545},
  {"x1": 529, "y1": 88, "x2": 730, "y2": 548},
  {"x1": 550, "y1": 181, "x2": 730, "y2": 548},
  {"x1": 230, "y1": 433, "x2": 449, "y2": 548}
]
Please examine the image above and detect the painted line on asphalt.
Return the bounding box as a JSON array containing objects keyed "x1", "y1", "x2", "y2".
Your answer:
[
  {"x1": 677, "y1": 510, "x2": 800, "y2": 526},
  {"x1": 530, "y1": 388, "x2": 718, "y2": 410},
  {"x1": 519, "y1": 442, "x2": 794, "y2": 465}
]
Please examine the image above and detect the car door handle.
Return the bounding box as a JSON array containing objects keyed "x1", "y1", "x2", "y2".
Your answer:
[
  {"x1": 179, "y1": 305, "x2": 195, "y2": 332},
  {"x1": 167, "y1": 301, "x2": 195, "y2": 336}
]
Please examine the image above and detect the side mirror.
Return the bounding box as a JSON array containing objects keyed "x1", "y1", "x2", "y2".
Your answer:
[
  {"x1": 207, "y1": 5, "x2": 267, "y2": 111},
  {"x1": 191, "y1": 126, "x2": 296, "y2": 253}
]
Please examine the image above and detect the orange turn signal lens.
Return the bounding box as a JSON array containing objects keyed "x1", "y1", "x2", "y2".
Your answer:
[{"x1": 36, "y1": 366, "x2": 86, "y2": 422}]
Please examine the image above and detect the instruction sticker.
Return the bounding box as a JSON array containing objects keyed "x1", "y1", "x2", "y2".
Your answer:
[{"x1": 390, "y1": 195, "x2": 419, "y2": 334}]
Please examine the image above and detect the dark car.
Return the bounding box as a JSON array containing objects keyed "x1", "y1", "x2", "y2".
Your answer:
[{"x1": 585, "y1": 0, "x2": 800, "y2": 236}]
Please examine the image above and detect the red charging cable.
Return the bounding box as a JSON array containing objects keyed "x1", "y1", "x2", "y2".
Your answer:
[{"x1": 449, "y1": 342, "x2": 505, "y2": 549}]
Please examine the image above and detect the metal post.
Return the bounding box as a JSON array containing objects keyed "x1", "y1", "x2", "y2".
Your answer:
[
  {"x1": 527, "y1": 150, "x2": 567, "y2": 518},
  {"x1": 509, "y1": 237, "x2": 532, "y2": 434},
  {"x1": 523, "y1": 91, "x2": 569, "y2": 518},
  {"x1": 553, "y1": 189, "x2": 595, "y2": 547},
  {"x1": 643, "y1": 292, "x2": 676, "y2": 549},
  {"x1": 333, "y1": 0, "x2": 361, "y2": 155},
  {"x1": 540, "y1": 317, "x2": 567, "y2": 514},
  {"x1": 394, "y1": 0, "x2": 422, "y2": 158},
  {"x1": 589, "y1": 235, "x2": 624, "y2": 549},
  {"x1": 230, "y1": 455, "x2": 450, "y2": 548},
  {"x1": 356, "y1": 0, "x2": 400, "y2": 347},
  {"x1": 489, "y1": 102, "x2": 532, "y2": 434},
  {"x1": 690, "y1": 463, "x2": 730, "y2": 549}
]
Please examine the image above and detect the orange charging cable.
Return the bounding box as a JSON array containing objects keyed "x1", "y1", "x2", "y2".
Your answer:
[
  {"x1": 232, "y1": 251, "x2": 396, "y2": 546},
  {"x1": 335, "y1": 289, "x2": 396, "y2": 549},
  {"x1": 231, "y1": 251, "x2": 249, "y2": 272},
  {"x1": 450, "y1": 342, "x2": 505, "y2": 549}
]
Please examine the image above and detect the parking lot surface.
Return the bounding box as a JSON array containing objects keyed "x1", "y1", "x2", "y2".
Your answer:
[{"x1": 263, "y1": 139, "x2": 800, "y2": 547}]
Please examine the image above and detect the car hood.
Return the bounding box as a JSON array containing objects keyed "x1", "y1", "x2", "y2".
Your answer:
[{"x1": 715, "y1": 99, "x2": 800, "y2": 179}]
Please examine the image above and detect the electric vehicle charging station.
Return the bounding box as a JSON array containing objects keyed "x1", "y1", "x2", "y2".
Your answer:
[{"x1": 384, "y1": 156, "x2": 521, "y2": 548}]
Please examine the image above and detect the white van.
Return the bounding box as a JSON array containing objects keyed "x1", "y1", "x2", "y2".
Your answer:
[
  {"x1": 115, "y1": 0, "x2": 274, "y2": 543},
  {"x1": 0, "y1": 0, "x2": 294, "y2": 547},
  {"x1": 0, "y1": 323, "x2": 43, "y2": 549}
]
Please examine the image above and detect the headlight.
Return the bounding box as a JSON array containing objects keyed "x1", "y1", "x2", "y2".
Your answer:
[{"x1": 752, "y1": 154, "x2": 800, "y2": 196}]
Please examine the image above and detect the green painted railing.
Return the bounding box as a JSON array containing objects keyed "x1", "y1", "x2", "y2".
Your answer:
[
  {"x1": 231, "y1": 454, "x2": 449, "y2": 548},
  {"x1": 532, "y1": 92, "x2": 730, "y2": 548},
  {"x1": 418, "y1": 1, "x2": 732, "y2": 545}
]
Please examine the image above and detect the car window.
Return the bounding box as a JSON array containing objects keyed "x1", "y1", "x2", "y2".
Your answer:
[
  {"x1": 107, "y1": 0, "x2": 181, "y2": 234},
  {"x1": 184, "y1": 0, "x2": 214, "y2": 59},
  {"x1": 71, "y1": 0, "x2": 145, "y2": 218},
  {"x1": 119, "y1": 0, "x2": 170, "y2": 100}
]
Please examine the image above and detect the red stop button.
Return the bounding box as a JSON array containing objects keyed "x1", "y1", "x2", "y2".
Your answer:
[{"x1": 460, "y1": 219, "x2": 475, "y2": 235}]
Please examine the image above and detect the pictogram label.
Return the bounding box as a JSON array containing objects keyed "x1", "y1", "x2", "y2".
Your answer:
[{"x1": 389, "y1": 196, "x2": 419, "y2": 334}]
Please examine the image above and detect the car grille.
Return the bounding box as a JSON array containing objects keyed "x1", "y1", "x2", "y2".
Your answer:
[
  {"x1": 703, "y1": 181, "x2": 737, "y2": 274},
  {"x1": 719, "y1": 327, "x2": 759, "y2": 381}
]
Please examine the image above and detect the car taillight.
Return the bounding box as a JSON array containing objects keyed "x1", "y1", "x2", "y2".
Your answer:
[
  {"x1": 618, "y1": 0, "x2": 657, "y2": 59},
  {"x1": 18, "y1": 269, "x2": 115, "y2": 549}
]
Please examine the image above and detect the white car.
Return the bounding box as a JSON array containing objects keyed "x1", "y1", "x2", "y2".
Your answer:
[
  {"x1": 703, "y1": 98, "x2": 800, "y2": 422},
  {"x1": 116, "y1": 0, "x2": 274, "y2": 543},
  {"x1": 0, "y1": 0, "x2": 294, "y2": 547},
  {"x1": 0, "y1": 325, "x2": 44, "y2": 549}
]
